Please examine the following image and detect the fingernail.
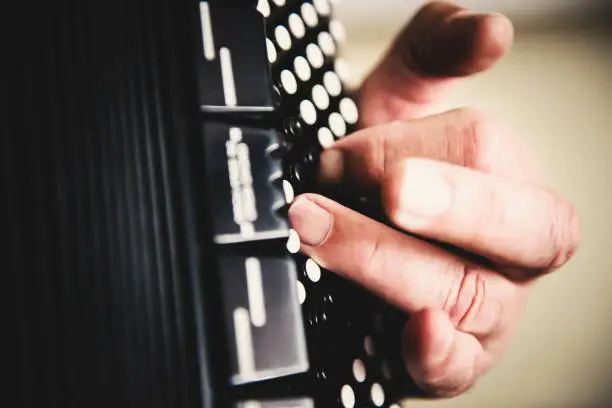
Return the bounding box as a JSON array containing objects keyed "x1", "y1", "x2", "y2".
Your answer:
[
  {"x1": 398, "y1": 160, "x2": 451, "y2": 221},
  {"x1": 288, "y1": 197, "x2": 333, "y2": 246}
]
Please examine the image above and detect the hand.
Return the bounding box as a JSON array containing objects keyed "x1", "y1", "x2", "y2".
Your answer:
[{"x1": 288, "y1": 1, "x2": 581, "y2": 398}]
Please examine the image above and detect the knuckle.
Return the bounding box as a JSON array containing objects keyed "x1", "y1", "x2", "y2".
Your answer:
[
  {"x1": 456, "y1": 107, "x2": 500, "y2": 172},
  {"x1": 444, "y1": 263, "x2": 483, "y2": 323},
  {"x1": 546, "y1": 194, "x2": 581, "y2": 270},
  {"x1": 361, "y1": 125, "x2": 390, "y2": 185},
  {"x1": 359, "y1": 230, "x2": 388, "y2": 284},
  {"x1": 443, "y1": 263, "x2": 503, "y2": 337}
]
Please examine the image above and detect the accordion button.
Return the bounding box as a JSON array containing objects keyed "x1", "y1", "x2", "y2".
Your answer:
[
  {"x1": 299, "y1": 100, "x2": 317, "y2": 125},
  {"x1": 318, "y1": 31, "x2": 336, "y2": 57},
  {"x1": 339, "y1": 97, "x2": 359, "y2": 125},
  {"x1": 306, "y1": 43, "x2": 325, "y2": 69},
  {"x1": 280, "y1": 70, "x2": 298, "y2": 95},
  {"x1": 297, "y1": 280, "x2": 307, "y2": 305},
  {"x1": 329, "y1": 19, "x2": 347, "y2": 43},
  {"x1": 301, "y1": 3, "x2": 319, "y2": 27},
  {"x1": 286, "y1": 229, "x2": 301, "y2": 254},
  {"x1": 288, "y1": 13, "x2": 306, "y2": 39},
  {"x1": 256, "y1": 0, "x2": 271, "y2": 17},
  {"x1": 305, "y1": 258, "x2": 322, "y2": 282},
  {"x1": 352, "y1": 358, "x2": 367, "y2": 383},
  {"x1": 282, "y1": 179, "x2": 295, "y2": 203},
  {"x1": 266, "y1": 38, "x2": 277, "y2": 63},
  {"x1": 335, "y1": 58, "x2": 352, "y2": 84},
  {"x1": 294, "y1": 56, "x2": 312, "y2": 82},
  {"x1": 317, "y1": 127, "x2": 335, "y2": 148},
  {"x1": 313, "y1": 0, "x2": 331, "y2": 16},
  {"x1": 371, "y1": 383, "x2": 385, "y2": 407},
  {"x1": 329, "y1": 112, "x2": 346, "y2": 137},
  {"x1": 323, "y1": 71, "x2": 342, "y2": 96},
  {"x1": 274, "y1": 25, "x2": 292, "y2": 51},
  {"x1": 312, "y1": 85, "x2": 330, "y2": 110},
  {"x1": 340, "y1": 384, "x2": 355, "y2": 408}
]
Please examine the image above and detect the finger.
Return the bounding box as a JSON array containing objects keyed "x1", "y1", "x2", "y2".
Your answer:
[
  {"x1": 318, "y1": 108, "x2": 539, "y2": 191},
  {"x1": 403, "y1": 309, "x2": 485, "y2": 398},
  {"x1": 357, "y1": 2, "x2": 514, "y2": 127},
  {"x1": 288, "y1": 193, "x2": 505, "y2": 335},
  {"x1": 382, "y1": 158, "x2": 581, "y2": 271}
]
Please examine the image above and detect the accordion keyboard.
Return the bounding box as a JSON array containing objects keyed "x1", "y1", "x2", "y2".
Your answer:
[{"x1": 197, "y1": 1, "x2": 411, "y2": 406}]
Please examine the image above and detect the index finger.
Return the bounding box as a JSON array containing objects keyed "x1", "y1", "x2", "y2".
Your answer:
[{"x1": 357, "y1": 1, "x2": 514, "y2": 128}]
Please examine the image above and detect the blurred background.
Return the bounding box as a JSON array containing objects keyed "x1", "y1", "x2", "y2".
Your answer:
[{"x1": 333, "y1": 1, "x2": 612, "y2": 407}]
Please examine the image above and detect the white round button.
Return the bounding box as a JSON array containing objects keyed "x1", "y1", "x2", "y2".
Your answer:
[
  {"x1": 340, "y1": 385, "x2": 355, "y2": 408},
  {"x1": 300, "y1": 100, "x2": 317, "y2": 125},
  {"x1": 328, "y1": 112, "x2": 346, "y2": 137},
  {"x1": 257, "y1": 0, "x2": 271, "y2": 17},
  {"x1": 312, "y1": 85, "x2": 330, "y2": 110},
  {"x1": 274, "y1": 25, "x2": 292, "y2": 51},
  {"x1": 288, "y1": 13, "x2": 306, "y2": 39},
  {"x1": 339, "y1": 97, "x2": 359, "y2": 124},
  {"x1": 352, "y1": 359, "x2": 366, "y2": 383},
  {"x1": 317, "y1": 127, "x2": 335, "y2": 148},
  {"x1": 335, "y1": 58, "x2": 352, "y2": 83},
  {"x1": 280, "y1": 70, "x2": 297, "y2": 95},
  {"x1": 294, "y1": 56, "x2": 311, "y2": 82},
  {"x1": 282, "y1": 180, "x2": 294, "y2": 203},
  {"x1": 370, "y1": 383, "x2": 385, "y2": 407},
  {"x1": 305, "y1": 258, "x2": 322, "y2": 282},
  {"x1": 323, "y1": 71, "x2": 342, "y2": 96},
  {"x1": 306, "y1": 43, "x2": 325, "y2": 69},
  {"x1": 301, "y1": 3, "x2": 319, "y2": 27},
  {"x1": 266, "y1": 38, "x2": 277, "y2": 63},
  {"x1": 330, "y1": 19, "x2": 347, "y2": 43},
  {"x1": 317, "y1": 31, "x2": 336, "y2": 56},
  {"x1": 296, "y1": 280, "x2": 306, "y2": 305},
  {"x1": 272, "y1": 0, "x2": 286, "y2": 6},
  {"x1": 286, "y1": 229, "x2": 300, "y2": 253},
  {"x1": 313, "y1": 0, "x2": 331, "y2": 16}
]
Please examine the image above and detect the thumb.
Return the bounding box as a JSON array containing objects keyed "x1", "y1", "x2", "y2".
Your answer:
[
  {"x1": 403, "y1": 309, "x2": 486, "y2": 398},
  {"x1": 357, "y1": 1, "x2": 514, "y2": 127}
]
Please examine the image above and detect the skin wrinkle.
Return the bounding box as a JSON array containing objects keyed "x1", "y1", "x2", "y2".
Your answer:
[
  {"x1": 361, "y1": 229, "x2": 386, "y2": 283},
  {"x1": 457, "y1": 273, "x2": 486, "y2": 333}
]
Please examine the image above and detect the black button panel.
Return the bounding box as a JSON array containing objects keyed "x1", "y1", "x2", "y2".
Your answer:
[
  {"x1": 236, "y1": 398, "x2": 314, "y2": 408},
  {"x1": 218, "y1": 256, "x2": 309, "y2": 385},
  {"x1": 202, "y1": 122, "x2": 289, "y2": 244},
  {"x1": 197, "y1": 2, "x2": 275, "y2": 113}
]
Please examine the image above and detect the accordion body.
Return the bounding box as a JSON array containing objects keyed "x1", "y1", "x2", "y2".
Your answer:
[{"x1": 6, "y1": 0, "x2": 414, "y2": 406}]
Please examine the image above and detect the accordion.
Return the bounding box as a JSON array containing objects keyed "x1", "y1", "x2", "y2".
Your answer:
[{"x1": 6, "y1": 0, "x2": 416, "y2": 406}]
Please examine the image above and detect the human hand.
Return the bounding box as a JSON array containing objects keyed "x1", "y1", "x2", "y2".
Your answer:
[{"x1": 288, "y1": 1, "x2": 581, "y2": 398}]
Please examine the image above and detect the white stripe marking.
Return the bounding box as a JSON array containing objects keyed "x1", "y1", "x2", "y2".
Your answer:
[
  {"x1": 214, "y1": 230, "x2": 290, "y2": 244},
  {"x1": 233, "y1": 307, "x2": 256, "y2": 376},
  {"x1": 245, "y1": 258, "x2": 267, "y2": 327},
  {"x1": 199, "y1": 2, "x2": 216, "y2": 61},
  {"x1": 220, "y1": 47, "x2": 238, "y2": 106}
]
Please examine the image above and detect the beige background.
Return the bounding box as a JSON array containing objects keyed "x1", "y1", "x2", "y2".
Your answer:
[{"x1": 335, "y1": 8, "x2": 612, "y2": 408}]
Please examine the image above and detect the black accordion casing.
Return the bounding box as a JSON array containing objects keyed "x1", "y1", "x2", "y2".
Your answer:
[{"x1": 6, "y1": 0, "x2": 417, "y2": 406}]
